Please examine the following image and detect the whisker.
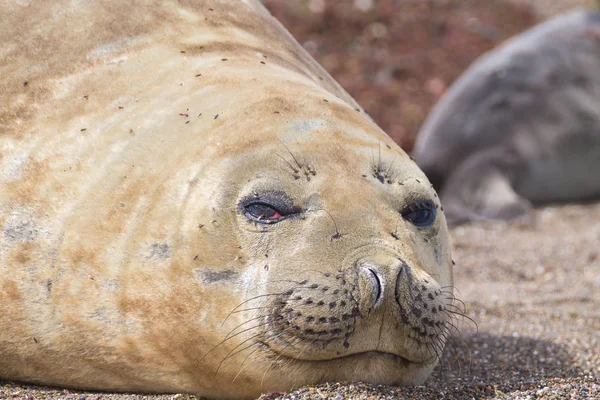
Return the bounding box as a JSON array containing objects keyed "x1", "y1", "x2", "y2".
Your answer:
[{"x1": 221, "y1": 292, "x2": 291, "y2": 327}]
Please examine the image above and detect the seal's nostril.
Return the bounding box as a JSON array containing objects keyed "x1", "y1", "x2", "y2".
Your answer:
[
  {"x1": 357, "y1": 265, "x2": 384, "y2": 312},
  {"x1": 367, "y1": 268, "x2": 382, "y2": 305},
  {"x1": 395, "y1": 262, "x2": 409, "y2": 299}
]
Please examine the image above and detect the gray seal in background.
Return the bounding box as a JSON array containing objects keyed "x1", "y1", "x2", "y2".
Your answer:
[{"x1": 412, "y1": 8, "x2": 600, "y2": 223}]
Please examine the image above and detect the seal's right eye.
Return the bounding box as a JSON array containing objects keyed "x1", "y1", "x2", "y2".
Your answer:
[
  {"x1": 244, "y1": 203, "x2": 282, "y2": 223},
  {"x1": 240, "y1": 191, "x2": 300, "y2": 224}
]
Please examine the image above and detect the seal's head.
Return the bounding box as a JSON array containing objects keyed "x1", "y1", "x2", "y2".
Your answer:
[{"x1": 197, "y1": 109, "x2": 455, "y2": 394}]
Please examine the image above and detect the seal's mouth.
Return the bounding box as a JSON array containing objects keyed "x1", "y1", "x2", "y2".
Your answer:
[
  {"x1": 261, "y1": 342, "x2": 427, "y2": 366},
  {"x1": 325, "y1": 350, "x2": 422, "y2": 366}
]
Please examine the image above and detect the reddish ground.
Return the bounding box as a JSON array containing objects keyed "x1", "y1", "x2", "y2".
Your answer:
[{"x1": 263, "y1": 0, "x2": 536, "y2": 151}]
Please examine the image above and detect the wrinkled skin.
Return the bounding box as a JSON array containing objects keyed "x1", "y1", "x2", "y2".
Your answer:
[
  {"x1": 0, "y1": 1, "x2": 454, "y2": 399},
  {"x1": 412, "y1": 9, "x2": 600, "y2": 224}
]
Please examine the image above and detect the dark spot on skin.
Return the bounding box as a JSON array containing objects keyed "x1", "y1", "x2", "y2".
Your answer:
[
  {"x1": 180, "y1": 50, "x2": 186, "y2": 54},
  {"x1": 317, "y1": 300, "x2": 325, "y2": 306},
  {"x1": 391, "y1": 232, "x2": 399, "y2": 240},
  {"x1": 340, "y1": 301, "x2": 346, "y2": 307},
  {"x1": 322, "y1": 286, "x2": 329, "y2": 292},
  {"x1": 318, "y1": 317, "x2": 327, "y2": 323},
  {"x1": 214, "y1": 114, "x2": 219, "y2": 119},
  {"x1": 306, "y1": 316, "x2": 314, "y2": 322},
  {"x1": 343, "y1": 341, "x2": 350, "y2": 349},
  {"x1": 260, "y1": 61, "x2": 266, "y2": 64},
  {"x1": 208, "y1": 8, "x2": 214, "y2": 11},
  {"x1": 273, "y1": 111, "x2": 279, "y2": 114},
  {"x1": 193, "y1": 255, "x2": 198, "y2": 261},
  {"x1": 118, "y1": 106, "x2": 124, "y2": 110},
  {"x1": 33, "y1": 338, "x2": 38, "y2": 343},
  {"x1": 323, "y1": 99, "x2": 328, "y2": 102},
  {"x1": 83, "y1": 95, "x2": 89, "y2": 100},
  {"x1": 147, "y1": 243, "x2": 170, "y2": 260},
  {"x1": 264, "y1": 264, "x2": 269, "y2": 271},
  {"x1": 221, "y1": 58, "x2": 228, "y2": 61},
  {"x1": 23, "y1": 81, "x2": 28, "y2": 87},
  {"x1": 355, "y1": 108, "x2": 360, "y2": 112},
  {"x1": 201, "y1": 269, "x2": 237, "y2": 284},
  {"x1": 412, "y1": 308, "x2": 422, "y2": 318},
  {"x1": 195, "y1": 74, "x2": 202, "y2": 77},
  {"x1": 46, "y1": 280, "x2": 52, "y2": 294},
  {"x1": 452, "y1": 260, "x2": 456, "y2": 265},
  {"x1": 80, "y1": 128, "x2": 87, "y2": 132},
  {"x1": 198, "y1": 224, "x2": 204, "y2": 229},
  {"x1": 441, "y1": 206, "x2": 444, "y2": 212},
  {"x1": 185, "y1": 121, "x2": 190, "y2": 124},
  {"x1": 329, "y1": 302, "x2": 336, "y2": 309}
]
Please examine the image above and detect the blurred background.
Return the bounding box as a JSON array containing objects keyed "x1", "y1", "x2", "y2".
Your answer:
[{"x1": 262, "y1": 0, "x2": 596, "y2": 151}]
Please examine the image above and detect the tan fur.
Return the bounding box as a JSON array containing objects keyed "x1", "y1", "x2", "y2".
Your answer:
[{"x1": 0, "y1": 1, "x2": 453, "y2": 398}]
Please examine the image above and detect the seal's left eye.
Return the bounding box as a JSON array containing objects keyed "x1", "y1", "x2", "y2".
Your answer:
[
  {"x1": 401, "y1": 200, "x2": 437, "y2": 227},
  {"x1": 245, "y1": 203, "x2": 282, "y2": 223}
]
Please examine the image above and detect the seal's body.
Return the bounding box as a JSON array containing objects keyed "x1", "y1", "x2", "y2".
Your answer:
[
  {"x1": 1, "y1": 1, "x2": 453, "y2": 398},
  {"x1": 412, "y1": 9, "x2": 600, "y2": 223}
]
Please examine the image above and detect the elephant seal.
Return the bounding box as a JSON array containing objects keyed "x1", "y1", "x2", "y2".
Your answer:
[
  {"x1": 412, "y1": 9, "x2": 600, "y2": 223},
  {"x1": 0, "y1": 1, "x2": 454, "y2": 399}
]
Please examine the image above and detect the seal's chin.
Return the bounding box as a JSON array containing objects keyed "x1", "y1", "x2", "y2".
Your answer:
[{"x1": 259, "y1": 345, "x2": 436, "y2": 386}]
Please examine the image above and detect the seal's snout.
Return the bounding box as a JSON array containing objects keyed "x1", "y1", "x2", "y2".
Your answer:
[{"x1": 356, "y1": 258, "x2": 412, "y2": 315}]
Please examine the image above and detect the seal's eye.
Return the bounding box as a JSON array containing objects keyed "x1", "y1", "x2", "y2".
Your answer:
[
  {"x1": 401, "y1": 200, "x2": 437, "y2": 227},
  {"x1": 240, "y1": 191, "x2": 300, "y2": 224},
  {"x1": 245, "y1": 203, "x2": 282, "y2": 223}
]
